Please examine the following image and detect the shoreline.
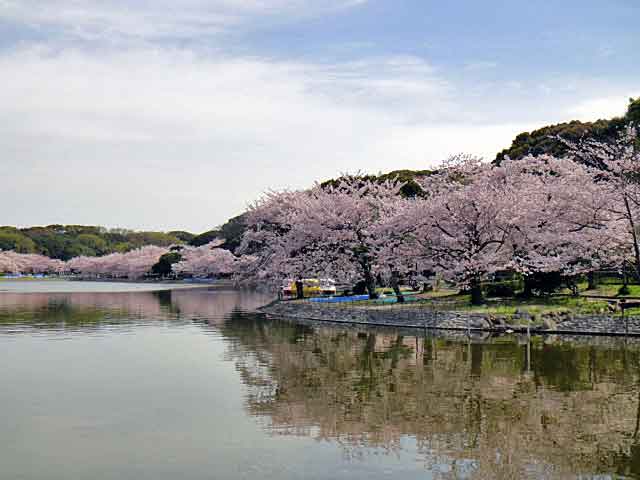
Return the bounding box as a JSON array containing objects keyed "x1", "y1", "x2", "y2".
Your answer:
[
  {"x1": 67, "y1": 277, "x2": 234, "y2": 286},
  {"x1": 0, "y1": 278, "x2": 235, "y2": 294},
  {"x1": 259, "y1": 300, "x2": 640, "y2": 338},
  {"x1": 0, "y1": 275, "x2": 233, "y2": 283}
]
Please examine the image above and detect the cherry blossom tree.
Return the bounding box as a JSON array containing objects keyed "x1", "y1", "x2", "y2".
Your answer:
[
  {"x1": 240, "y1": 177, "x2": 411, "y2": 298},
  {"x1": 5, "y1": 135, "x2": 636, "y2": 303},
  {"x1": 237, "y1": 189, "x2": 312, "y2": 283},
  {"x1": 66, "y1": 246, "x2": 168, "y2": 279},
  {"x1": 408, "y1": 157, "x2": 516, "y2": 304},
  {"x1": 172, "y1": 242, "x2": 237, "y2": 278},
  {"x1": 503, "y1": 155, "x2": 619, "y2": 294},
  {"x1": 0, "y1": 250, "x2": 65, "y2": 274},
  {"x1": 563, "y1": 126, "x2": 640, "y2": 279},
  {"x1": 395, "y1": 153, "x2": 623, "y2": 302}
]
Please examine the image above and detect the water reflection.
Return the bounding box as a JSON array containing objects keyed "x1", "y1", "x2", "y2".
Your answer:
[
  {"x1": 0, "y1": 287, "x2": 273, "y2": 334},
  {"x1": 220, "y1": 315, "x2": 640, "y2": 479},
  {"x1": 2, "y1": 286, "x2": 640, "y2": 479}
]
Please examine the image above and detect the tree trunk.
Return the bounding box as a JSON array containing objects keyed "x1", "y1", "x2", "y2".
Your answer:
[
  {"x1": 522, "y1": 276, "x2": 533, "y2": 298},
  {"x1": 390, "y1": 270, "x2": 405, "y2": 303},
  {"x1": 295, "y1": 279, "x2": 304, "y2": 299},
  {"x1": 587, "y1": 271, "x2": 597, "y2": 290},
  {"x1": 470, "y1": 277, "x2": 484, "y2": 305},
  {"x1": 363, "y1": 269, "x2": 378, "y2": 299},
  {"x1": 355, "y1": 245, "x2": 378, "y2": 299}
]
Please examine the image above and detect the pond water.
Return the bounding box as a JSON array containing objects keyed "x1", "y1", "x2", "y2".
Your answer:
[
  {"x1": 0, "y1": 279, "x2": 207, "y2": 293},
  {"x1": 2, "y1": 282, "x2": 640, "y2": 479}
]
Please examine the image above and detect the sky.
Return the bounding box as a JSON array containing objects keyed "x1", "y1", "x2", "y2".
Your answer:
[{"x1": 1, "y1": 0, "x2": 638, "y2": 233}]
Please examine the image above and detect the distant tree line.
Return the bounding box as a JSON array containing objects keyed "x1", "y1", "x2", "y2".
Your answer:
[
  {"x1": 0, "y1": 217, "x2": 249, "y2": 263},
  {"x1": 0, "y1": 225, "x2": 194, "y2": 260}
]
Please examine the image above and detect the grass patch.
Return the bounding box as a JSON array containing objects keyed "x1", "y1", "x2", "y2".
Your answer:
[
  {"x1": 324, "y1": 281, "x2": 640, "y2": 320},
  {"x1": 340, "y1": 292, "x2": 619, "y2": 321},
  {"x1": 454, "y1": 296, "x2": 611, "y2": 316},
  {"x1": 579, "y1": 283, "x2": 640, "y2": 297}
]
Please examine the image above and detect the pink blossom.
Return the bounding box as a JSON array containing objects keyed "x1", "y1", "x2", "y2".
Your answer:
[{"x1": 172, "y1": 242, "x2": 237, "y2": 278}]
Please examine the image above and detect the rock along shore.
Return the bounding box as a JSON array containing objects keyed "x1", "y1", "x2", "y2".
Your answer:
[{"x1": 259, "y1": 300, "x2": 640, "y2": 337}]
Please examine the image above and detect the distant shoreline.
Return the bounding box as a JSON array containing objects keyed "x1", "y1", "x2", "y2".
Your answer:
[
  {"x1": 0, "y1": 277, "x2": 238, "y2": 294},
  {"x1": 0, "y1": 276, "x2": 234, "y2": 287},
  {"x1": 68, "y1": 277, "x2": 231, "y2": 285}
]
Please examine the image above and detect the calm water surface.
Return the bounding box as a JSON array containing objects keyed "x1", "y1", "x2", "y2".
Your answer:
[{"x1": 2, "y1": 281, "x2": 640, "y2": 479}]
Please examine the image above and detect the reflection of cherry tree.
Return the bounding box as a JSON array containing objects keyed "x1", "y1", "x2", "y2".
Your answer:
[
  {"x1": 221, "y1": 317, "x2": 640, "y2": 478},
  {"x1": 0, "y1": 288, "x2": 275, "y2": 331}
]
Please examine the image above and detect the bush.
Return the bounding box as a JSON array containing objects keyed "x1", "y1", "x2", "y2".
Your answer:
[
  {"x1": 522, "y1": 272, "x2": 564, "y2": 297},
  {"x1": 485, "y1": 282, "x2": 517, "y2": 298}
]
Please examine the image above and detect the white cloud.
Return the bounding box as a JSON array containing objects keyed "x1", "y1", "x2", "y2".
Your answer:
[
  {"x1": 567, "y1": 95, "x2": 629, "y2": 121},
  {"x1": 0, "y1": 46, "x2": 529, "y2": 231},
  {"x1": 0, "y1": 0, "x2": 367, "y2": 39},
  {"x1": 0, "y1": 3, "x2": 636, "y2": 235}
]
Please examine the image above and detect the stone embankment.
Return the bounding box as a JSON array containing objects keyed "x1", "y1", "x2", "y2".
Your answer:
[{"x1": 259, "y1": 300, "x2": 640, "y2": 336}]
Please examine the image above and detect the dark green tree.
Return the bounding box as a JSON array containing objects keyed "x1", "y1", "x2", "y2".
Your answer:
[
  {"x1": 189, "y1": 229, "x2": 221, "y2": 247},
  {"x1": 151, "y1": 252, "x2": 183, "y2": 277},
  {"x1": 0, "y1": 229, "x2": 37, "y2": 253}
]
